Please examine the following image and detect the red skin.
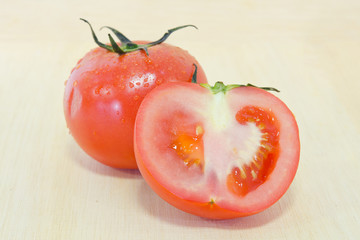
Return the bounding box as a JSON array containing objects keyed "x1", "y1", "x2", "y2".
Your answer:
[{"x1": 64, "y1": 42, "x2": 207, "y2": 168}]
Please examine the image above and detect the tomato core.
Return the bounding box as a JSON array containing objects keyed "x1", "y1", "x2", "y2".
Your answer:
[{"x1": 227, "y1": 106, "x2": 280, "y2": 196}]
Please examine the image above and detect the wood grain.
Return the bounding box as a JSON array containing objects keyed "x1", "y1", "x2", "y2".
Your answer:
[{"x1": 1, "y1": 0, "x2": 359, "y2": 239}]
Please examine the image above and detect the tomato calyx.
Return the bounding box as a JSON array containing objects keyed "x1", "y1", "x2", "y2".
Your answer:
[
  {"x1": 80, "y1": 18, "x2": 197, "y2": 56},
  {"x1": 191, "y1": 64, "x2": 279, "y2": 93},
  {"x1": 200, "y1": 82, "x2": 280, "y2": 94}
]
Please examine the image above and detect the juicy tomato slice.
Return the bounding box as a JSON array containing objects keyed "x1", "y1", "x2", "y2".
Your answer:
[{"x1": 134, "y1": 82, "x2": 300, "y2": 219}]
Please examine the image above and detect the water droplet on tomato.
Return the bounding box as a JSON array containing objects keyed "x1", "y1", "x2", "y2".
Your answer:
[
  {"x1": 111, "y1": 100, "x2": 122, "y2": 116},
  {"x1": 155, "y1": 79, "x2": 162, "y2": 85},
  {"x1": 104, "y1": 86, "x2": 111, "y2": 95},
  {"x1": 144, "y1": 83, "x2": 150, "y2": 87},
  {"x1": 94, "y1": 86, "x2": 101, "y2": 95},
  {"x1": 134, "y1": 95, "x2": 140, "y2": 101},
  {"x1": 129, "y1": 82, "x2": 134, "y2": 88}
]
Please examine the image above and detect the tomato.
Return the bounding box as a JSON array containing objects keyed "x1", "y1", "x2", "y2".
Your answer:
[
  {"x1": 64, "y1": 20, "x2": 207, "y2": 168},
  {"x1": 134, "y1": 81, "x2": 300, "y2": 219}
]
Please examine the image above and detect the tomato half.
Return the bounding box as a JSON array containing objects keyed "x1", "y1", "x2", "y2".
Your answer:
[
  {"x1": 64, "y1": 21, "x2": 207, "y2": 169},
  {"x1": 134, "y1": 82, "x2": 300, "y2": 219}
]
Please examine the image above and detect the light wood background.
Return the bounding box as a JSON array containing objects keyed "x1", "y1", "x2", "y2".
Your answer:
[{"x1": 1, "y1": 0, "x2": 359, "y2": 239}]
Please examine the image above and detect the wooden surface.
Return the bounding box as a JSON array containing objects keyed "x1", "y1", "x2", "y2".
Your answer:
[{"x1": 1, "y1": 0, "x2": 360, "y2": 239}]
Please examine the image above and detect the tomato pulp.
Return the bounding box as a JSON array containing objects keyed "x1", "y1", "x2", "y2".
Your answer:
[
  {"x1": 134, "y1": 82, "x2": 300, "y2": 219},
  {"x1": 64, "y1": 43, "x2": 207, "y2": 168}
]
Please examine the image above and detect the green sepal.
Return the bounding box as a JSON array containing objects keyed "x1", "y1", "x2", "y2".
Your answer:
[
  {"x1": 108, "y1": 34, "x2": 125, "y2": 54},
  {"x1": 145, "y1": 25, "x2": 198, "y2": 48},
  {"x1": 80, "y1": 18, "x2": 113, "y2": 52},
  {"x1": 245, "y1": 83, "x2": 280, "y2": 92},
  {"x1": 200, "y1": 82, "x2": 280, "y2": 94},
  {"x1": 81, "y1": 18, "x2": 197, "y2": 55},
  {"x1": 100, "y1": 26, "x2": 132, "y2": 45},
  {"x1": 191, "y1": 64, "x2": 198, "y2": 83}
]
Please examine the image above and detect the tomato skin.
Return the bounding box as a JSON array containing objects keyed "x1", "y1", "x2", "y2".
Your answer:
[
  {"x1": 64, "y1": 42, "x2": 207, "y2": 168},
  {"x1": 135, "y1": 144, "x2": 259, "y2": 219},
  {"x1": 134, "y1": 82, "x2": 300, "y2": 219}
]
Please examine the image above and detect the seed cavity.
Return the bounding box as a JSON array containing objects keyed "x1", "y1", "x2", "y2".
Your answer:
[
  {"x1": 170, "y1": 125, "x2": 204, "y2": 170},
  {"x1": 228, "y1": 105, "x2": 281, "y2": 197}
]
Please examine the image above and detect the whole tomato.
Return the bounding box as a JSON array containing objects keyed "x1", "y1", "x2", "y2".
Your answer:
[{"x1": 64, "y1": 19, "x2": 207, "y2": 168}]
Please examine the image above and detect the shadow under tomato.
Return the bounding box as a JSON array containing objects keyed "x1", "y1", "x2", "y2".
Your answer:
[
  {"x1": 66, "y1": 138, "x2": 141, "y2": 179},
  {"x1": 137, "y1": 181, "x2": 295, "y2": 229}
]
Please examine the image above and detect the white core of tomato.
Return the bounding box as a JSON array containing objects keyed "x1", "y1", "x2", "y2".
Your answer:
[
  {"x1": 202, "y1": 92, "x2": 263, "y2": 190},
  {"x1": 232, "y1": 123, "x2": 263, "y2": 167},
  {"x1": 209, "y1": 92, "x2": 232, "y2": 131}
]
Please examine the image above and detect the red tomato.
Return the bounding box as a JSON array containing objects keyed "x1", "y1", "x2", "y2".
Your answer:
[
  {"x1": 134, "y1": 81, "x2": 300, "y2": 219},
  {"x1": 64, "y1": 21, "x2": 207, "y2": 168}
]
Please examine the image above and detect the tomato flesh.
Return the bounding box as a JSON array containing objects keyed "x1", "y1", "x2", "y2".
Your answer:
[{"x1": 134, "y1": 82, "x2": 300, "y2": 219}]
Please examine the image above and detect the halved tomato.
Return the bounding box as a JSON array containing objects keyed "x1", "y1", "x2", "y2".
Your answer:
[{"x1": 134, "y1": 81, "x2": 300, "y2": 219}]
